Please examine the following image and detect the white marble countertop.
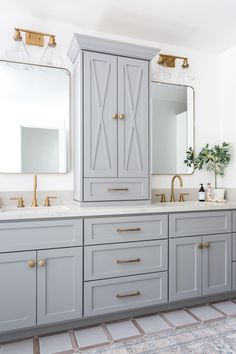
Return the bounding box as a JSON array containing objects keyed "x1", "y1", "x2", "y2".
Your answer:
[{"x1": 0, "y1": 201, "x2": 235, "y2": 221}]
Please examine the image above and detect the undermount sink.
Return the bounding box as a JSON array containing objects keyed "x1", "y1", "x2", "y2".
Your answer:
[{"x1": 1, "y1": 205, "x2": 72, "y2": 213}]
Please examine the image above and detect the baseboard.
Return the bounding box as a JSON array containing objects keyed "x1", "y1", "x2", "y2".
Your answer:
[{"x1": 1, "y1": 290, "x2": 236, "y2": 344}]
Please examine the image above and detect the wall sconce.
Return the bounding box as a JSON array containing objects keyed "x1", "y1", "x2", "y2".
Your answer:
[
  {"x1": 5, "y1": 28, "x2": 63, "y2": 67},
  {"x1": 158, "y1": 54, "x2": 189, "y2": 68},
  {"x1": 157, "y1": 54, "x2": 194, "y2": 83}
]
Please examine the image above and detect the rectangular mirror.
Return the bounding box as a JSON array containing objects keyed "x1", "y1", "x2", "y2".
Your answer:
[
  {"x1": 0, "y1": 60, "x2": 70, "y2": 173},
  {"x1": 151, "y1": 82, "x2": 194, "y2": 175}
]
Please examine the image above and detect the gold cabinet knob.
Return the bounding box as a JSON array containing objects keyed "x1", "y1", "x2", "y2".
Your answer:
[
  {"x1": 28, "y1": 260, "x2": 36, "y2": 268},
  {"x1": 204, "y1": 242, "x2": 210, "y2": 249},
  {"x1": 112, "y1": 113, "x2": 118, "y2": 119},
  {"x1": 38, "y1": 259, "x2": 46, "y2": 267},
  {"x1": 198, "y1": 243, "x2": 203, "y2": 249},
  {"x1": 118, "y1": 114, "x2": 125, "y2": 120}
]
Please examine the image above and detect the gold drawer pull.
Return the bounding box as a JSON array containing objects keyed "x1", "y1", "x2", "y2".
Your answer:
[
  {"x1": 107, "y1": 188, "x2": 129, "y2": 192},
  {"x1": 112, "y1": 113, "x2": 118, "y2": 119},
  {"x1": 117, "y1": 227, "x2": 141, "y2": 232},
  {"x1": 119, "y1": 114, "x2": 125, "y2": 120},
  {"x1": 38, "y1": 259, "x2": 46, "y2": 267},
  {"x1": 204, "y1": 242, "x2": 210, "y2": 249},
  {"x1": 198, "y1": 243, "x2": 203, "y2": 249},
  {"x1": 117, "y1": 291, "x2": 140, "y2": 298},
  {"x1": 116, "y1": 258, "x2": 141, "y2": 264},
  {"x1": 28, "y1": 260, "x2": 36, "y2": 268}
]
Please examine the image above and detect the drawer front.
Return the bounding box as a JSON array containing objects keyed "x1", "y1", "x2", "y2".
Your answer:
[
  {"x1": 84, "y1": 215, "x2": 168, "y2": 245},
  {"x1": 233, "y1": 211, "x2": 236, "y2": 232},
  {"x1": 84, "y1": 240, "x2": 168, "y2": 280},
  {"x1": 84, "y1": 178, "x2": 149, "y2": 201},
  {"x1": 0, "y1": 219, "x2": 82, "y2": 252},
  {"x1": 84, "y1": 272, "x2": 168, "y2": 316},
  {"x1": 169, "y1": 211, "x2": 231, "y2": 238}
]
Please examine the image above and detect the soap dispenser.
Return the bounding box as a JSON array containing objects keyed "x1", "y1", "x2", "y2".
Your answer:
[{"x1": 199, "y1": 184, "x2": 205, "y2": 202}]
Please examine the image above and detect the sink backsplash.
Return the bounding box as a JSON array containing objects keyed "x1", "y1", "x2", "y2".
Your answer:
[
  {"x1": 0, "y1": 191, "x2": 73, "y2": 208},
  {"x1": 152, "y1": 188, "x2": 236, "y2": 203},
  {"x1": 0, "y1": 189, "x2": 236, "y2": 208}
]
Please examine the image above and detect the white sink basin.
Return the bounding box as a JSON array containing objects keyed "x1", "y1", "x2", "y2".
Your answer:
[{"x1": 2, "y1": 205, "x2": 71, "y2": 213}]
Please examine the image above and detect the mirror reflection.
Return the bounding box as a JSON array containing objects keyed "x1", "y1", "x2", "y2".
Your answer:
[
  {"x1": 0, "y1": 61, "x2": 70, "y2": 173},
  {"x1": 151, "y1": 82, "x2": 194, "y2": 175}
]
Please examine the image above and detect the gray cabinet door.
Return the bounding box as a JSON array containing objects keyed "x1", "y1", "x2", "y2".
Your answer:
[
  {"x1": 202, "y1": 234, "x2": 231, "y2": 295},
  {"x1": 169, "y1": 237, "x2": 202, "y2": 301},
  {"x1": 37, "y1": 247, "x2": 82, "y2": 325},
  {"x1": 84, "y1": 51, "x2": 118, "y2": 178},
  {"x1": 118, "y1": 57, "x2": 148, "y2": 178},
  {"x1": 0, "y1": 251, "x2": 36, "y2": 332}
]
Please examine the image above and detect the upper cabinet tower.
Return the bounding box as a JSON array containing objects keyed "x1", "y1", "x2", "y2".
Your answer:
[{"x1": 68, "y1": 33, "x2": 159, "y2": 204}]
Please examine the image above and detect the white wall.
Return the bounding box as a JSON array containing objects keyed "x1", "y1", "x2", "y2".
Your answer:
[
  {"x1": 219, "y1": 45, "x2": 236, "y2": 188},
  {"x1": 0, "y1": 11, "x2": 221, "y2": 191}
]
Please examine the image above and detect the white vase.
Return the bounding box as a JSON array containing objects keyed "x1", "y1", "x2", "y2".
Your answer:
[{"x1": 213, "y1": 188, "x2": 225, "y2": 201}]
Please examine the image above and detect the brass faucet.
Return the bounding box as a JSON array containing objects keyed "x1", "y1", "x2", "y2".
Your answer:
[
  {"x1": 170, "y1": 175, "x2": 183, "y2": 202},
  {"x1": 32, "y1": 174, "x2": 38, "y2": 207}
]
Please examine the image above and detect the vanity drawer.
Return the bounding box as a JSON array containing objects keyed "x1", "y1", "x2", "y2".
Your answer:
[
  {"x1": 84, "y1": 272, "x2": 167, "y2": 316},
  {"x1": 169, "y1": 211, "x2": 231, "y2": 238},
  {"x1": 84, "y1": 240, "x2": 168, "y2": 280},
  {"x1": 84, "y1": 215, "x2": 168, "y2": 245},
  {"x1": 84, "y1": 178, "x2": 149, "y2": 201},
  {"x1": 0, "y1": 219, "x2": 82, "y2": 252}
]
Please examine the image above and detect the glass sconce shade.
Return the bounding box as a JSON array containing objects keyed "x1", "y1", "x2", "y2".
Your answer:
[
  {"x1": 40, "y1": 45, "x2": 63, "y2": 67},
  {"x1": 5, "y1": 40, "x2": 30, "y2": 61}
]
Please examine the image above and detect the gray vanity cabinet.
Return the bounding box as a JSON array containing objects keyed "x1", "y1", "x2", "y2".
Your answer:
[
  {"x1": 83, "y1": 52, "x2": 149, "y2": 181},
  {"x1": 169, "y1": 237, "x2": 202, "y2": 301},
  {"x1": 202, "y1": 234, "x2": 231, "y2": 295},
  {"x1": 68, "y1": 33, "x2": 158, "y2": 203},
  {"x1": 0, "y1": 251, "x2": 36, "y2": 332},
  {"x1": 169, "y1": 233, "x2": 232, "y2": 301},
  {"x1": 37, "y1": 247, "x2": 83, "y2": 325}
]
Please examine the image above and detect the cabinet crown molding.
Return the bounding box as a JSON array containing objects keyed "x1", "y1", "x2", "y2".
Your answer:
[{"x1": 67, "y1": 33, "x2": 160, "y2": 63}]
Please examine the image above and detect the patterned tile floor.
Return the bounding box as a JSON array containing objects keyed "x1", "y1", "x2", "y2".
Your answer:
[{"x1": 2, "y1": 300, "x2": 236, "y2": 354}]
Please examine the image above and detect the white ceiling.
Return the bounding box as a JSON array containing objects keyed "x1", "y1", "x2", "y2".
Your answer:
[{"x1": 1, "y1": 0, "x2": 236, "y2": 52}]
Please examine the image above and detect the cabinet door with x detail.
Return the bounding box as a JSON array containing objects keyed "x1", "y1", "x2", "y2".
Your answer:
[
  {"x1": 118, "y1": 57, "x2": 148, "y2": 178},
  {"x1": 84, "y1": 51, "x2": 118, "y2": 178}
]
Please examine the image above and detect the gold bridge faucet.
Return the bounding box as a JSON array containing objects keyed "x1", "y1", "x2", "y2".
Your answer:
[
  {"x1": 32, "y1": 174, "x2": 38, "y2": 207},
  {"x1": 170, "y1": 175, "x2": 183, "y2": 202}
]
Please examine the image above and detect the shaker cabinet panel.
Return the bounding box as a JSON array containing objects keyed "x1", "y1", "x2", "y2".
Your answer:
[
  {"x1": 84, "y1": 215, "x2": 168, "y2": 245},
  {"x1": 169, "y1": 237, "x2": 202, "y2": 301},
  {"x1": 37, "y1": 247, "x2": 83, "y2": 325},
  {"x1": 84, "y1": 272, "x2": 167, "y2": 316},
  {"x1": 84, "y1": 240, "x2": 168, "y2": 280},
  {"x1": 202, "y1": 234, "x2": 231, "y2": 295},
  {"x1": 84, "y1": 178, "x2": 148, "y2": 201},
  {"x1": 169, "y1": 211, "x2": 231, "y2": 238},
  {"x1": 0, "y1": 251, "x2": 36, "y2": 332},
  {"x1": 118, "y1": 57, "x2": 149, "y2": 178},
  {"x1": 84, "y1": 51, "x2": 118, "y2": 178}
]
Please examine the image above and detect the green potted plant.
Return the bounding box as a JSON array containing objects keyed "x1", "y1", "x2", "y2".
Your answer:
[{"x1": 185, "y1": 142, "x2": 231, "y2": 200}]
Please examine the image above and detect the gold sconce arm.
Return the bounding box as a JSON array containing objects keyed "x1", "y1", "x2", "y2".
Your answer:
[
  {"x1": 14, "y1": 28, "x2": 56, "y2": 47},
  {"x1": 157, "y1": 54, "x2": 189, "y2": 68}
]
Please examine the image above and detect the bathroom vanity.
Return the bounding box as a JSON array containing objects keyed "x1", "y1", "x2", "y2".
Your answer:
[
  {"x1": 0, "y1": 203, "x2": 236, "y2": 342},
  {"x1": 0, "y1": 33, "x2": 234, "y2": 344}
]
